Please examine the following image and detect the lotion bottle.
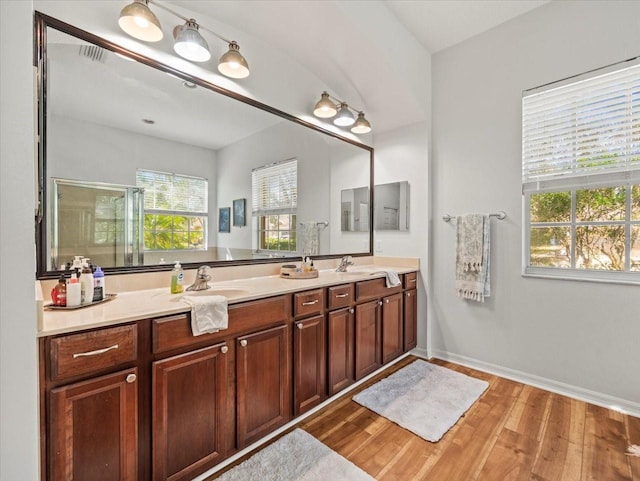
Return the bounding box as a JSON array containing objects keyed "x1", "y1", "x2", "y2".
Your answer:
[
  {"x1": 67, "y1": 272, "x2": 81, "y2": 307},
  {"x1": 79, "y1": 259, "x2": 94, "y2": 304},
  {"x1": 170, "y1": 261, "x2": 184, "y2": 294},
  {"x1": 93, "y1": 266, "x2": 105, "y2": 302}
]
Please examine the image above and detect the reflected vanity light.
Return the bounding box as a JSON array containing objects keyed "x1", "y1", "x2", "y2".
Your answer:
[
  {"x1": 118, "y1": 0, "x2": 250, "y2": 78},
  {"x1": 312, "y1": 91, "x2": 371, "y2": 134}
]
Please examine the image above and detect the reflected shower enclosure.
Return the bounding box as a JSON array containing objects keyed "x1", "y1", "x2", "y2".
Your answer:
[{"x1": 50, "y1": 178, "x2": 144, "y2": 270}]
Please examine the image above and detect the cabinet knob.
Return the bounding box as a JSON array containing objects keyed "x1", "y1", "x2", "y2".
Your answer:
[
  {"x1": 240, "y1": 339, "x2": 248, "y2": 347},
  {"x1": 125, "y1": 373, "x2": 136, "y2": 384},
  {"x1": 378, "y1": 301, "x2": 383, "y2": 306},
  {"x1": 221, "y1": 346, "x2": 228, "y2": 354},
  {"x1": 349, "y1": 308, "x2": 354, "y2": 314},
  {"x1": 297, "y1": 323, "x2": 303, "y2": 330},
  {"x1": 406, "y1": 292, "x2": 411, "y2": 297},
  {"x1": 385, "y1": 299, "x2": 390, "y2": 304}
]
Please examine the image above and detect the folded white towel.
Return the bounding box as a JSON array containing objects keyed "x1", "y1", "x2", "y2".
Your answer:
[
  {"x1": 380, "y1": 269, "x2": 401, "y2": 288},
  {"x1": 182, "y1": 295, "x2": 228, "y2": 336}
]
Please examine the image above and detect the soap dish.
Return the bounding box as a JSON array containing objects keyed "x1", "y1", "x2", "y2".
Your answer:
[{"x1": 280, "y1": 265, "x2": 319, "y2": 279}]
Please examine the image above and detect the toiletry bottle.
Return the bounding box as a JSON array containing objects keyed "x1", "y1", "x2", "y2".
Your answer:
[
  {"x1": 66, "y1": 272, "x2": 81, "y2": 307},
  {"x1": 50, "y1": 275, "x2": 67, "y2": 307},
  {"x1": 79, "y1": 260, "x2": 94, "y2": 304},
  {"x1": 170, "y1": 261, "x2": 184, "y2": 294},
  {"x1": 93, "y1": 266, "x2": 105, "y2": 302}
]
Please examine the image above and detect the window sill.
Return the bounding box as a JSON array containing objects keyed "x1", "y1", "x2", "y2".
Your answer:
[{"x1": 523, "y1": 267, "x2": 640, "y2": 286}]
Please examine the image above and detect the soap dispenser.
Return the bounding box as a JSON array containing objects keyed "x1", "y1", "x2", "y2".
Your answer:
[{"x1": 170, "y1": 261, "x2": 184, "y2": 294}]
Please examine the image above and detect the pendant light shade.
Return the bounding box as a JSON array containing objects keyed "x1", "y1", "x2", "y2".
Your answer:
[
  {"x1": 351, "y1": 112, "x2": 371, "y2": 134},
  {"x1": 333, "y1": 103, "x2": 355, "y2": 127},
  {"x1": 173, "y1": 20, "x2": 211, "y2": 62},
  {"x1": 118, "y1": 0, "x2": 163, "y2": 42},
  {"x1": 313, "y1": 92, "x2": 338, "y2": 118},
  {"x1": 218, "y1": 41, "x2": 250, "y2": 79}
]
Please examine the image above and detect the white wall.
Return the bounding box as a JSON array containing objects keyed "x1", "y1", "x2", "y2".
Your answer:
[
  {"x1": 373, "y1": 121, "x2": 431, "y2": 353},
  {"x1": 431, "y1": 0, "x2": 640, "y2": 412},
  {"x1": 0, "y1": 1, "x2": 40, "y2": 479}
]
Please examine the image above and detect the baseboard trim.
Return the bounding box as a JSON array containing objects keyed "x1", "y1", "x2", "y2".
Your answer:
[{"x1": 430, "y1": 349, "x2": 640, "y2": 418}]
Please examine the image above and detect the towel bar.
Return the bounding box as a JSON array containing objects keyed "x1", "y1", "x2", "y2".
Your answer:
[{"x1": 442, "y1": 211, "x2": 506, "y2": 222}]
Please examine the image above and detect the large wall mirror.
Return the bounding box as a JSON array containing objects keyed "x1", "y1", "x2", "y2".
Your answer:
[{"x1": 35, "y1": 13, "x2": 373, "y2": 278}]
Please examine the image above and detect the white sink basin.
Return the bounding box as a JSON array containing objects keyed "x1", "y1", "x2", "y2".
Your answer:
[{"x1": 169, "y1": 286, "x2": 250, "y2": 301}]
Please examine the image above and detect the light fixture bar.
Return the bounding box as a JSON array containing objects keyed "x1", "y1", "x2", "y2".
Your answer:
[{"x1": 312, "y1": 91, "x2": 371, "y2": 134}]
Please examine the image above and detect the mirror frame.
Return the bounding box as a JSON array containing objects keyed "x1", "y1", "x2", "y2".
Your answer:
[{"x1": 34, "y1": 12, "x2": 374, "y2": 279}]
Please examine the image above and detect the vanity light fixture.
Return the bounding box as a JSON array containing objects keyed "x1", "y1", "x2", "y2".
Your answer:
[
  {"x1": 312, "y1": 91, "x2": 372, "y2": 134},
  {"x1": 118, "y1": 0, "x2": 250, "y2": 78}
]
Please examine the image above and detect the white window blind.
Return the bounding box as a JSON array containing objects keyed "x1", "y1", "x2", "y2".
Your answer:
[
  {"x1": 522, "y1": 60, "x2": 640, "y2": 193},
  {"x1": 136, "y1": 170, "x2": 207, "y2": 215},
  {"x1": 251, "y1": 159, "x2": 297, "y2": 215}
]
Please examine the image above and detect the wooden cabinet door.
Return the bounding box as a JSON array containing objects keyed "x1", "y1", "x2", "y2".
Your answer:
[
  {"x1": 236, "y1": 324, "x2": 290, "y2": 448},
  {"x1": 404, "y1": 289, "x2": 418, "y2": 351},
  {"x1": 49, "y1": 368, "x2": 138, "y2": 481},
  {"x1": 354, "y1": 300, "x2": 381, "y2": 380},
  {"x1": 293, "y1": 314, "x2": 326, "y2": 416},
  {"x1": 381, "y1": 293, "x2": 403, "y2": 364},
  {"x1": 327, "y1": 307, "x2": 355, "y2": 396},
  {"x1": 152, "y1": 343, "x2": 229, "y2": 481}
]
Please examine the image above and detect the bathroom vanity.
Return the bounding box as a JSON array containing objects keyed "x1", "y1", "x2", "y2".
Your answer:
[{"x1": 38, "y1": 265, "x2": 418, "y2": 481}]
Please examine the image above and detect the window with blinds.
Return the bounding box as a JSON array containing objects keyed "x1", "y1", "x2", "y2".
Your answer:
[
  {"x1": 251, "y1": 159, "x2": 298, "y2": 252},
  {"x1": 522, "y1": 59, "x2": 640, "y2": 282},
  {"x1": 136, "y1": 169, "x2": 208, "y2": 251}
]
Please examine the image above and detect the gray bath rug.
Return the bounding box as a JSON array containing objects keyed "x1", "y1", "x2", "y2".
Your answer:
[
  {"x1": 353, "y1": 359, "x2": 489, "y2": 442},
  {"x1": 214, "y1": 428, "x2": 375, "y2": 481}
]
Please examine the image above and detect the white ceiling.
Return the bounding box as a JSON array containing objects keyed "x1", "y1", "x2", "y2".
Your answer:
[
  {"x1": 385, "y1": 0, "x2": 551, "y2": 54},
  {"x1": 170, "y1": 0, "x2": 551, "y2": 133}
]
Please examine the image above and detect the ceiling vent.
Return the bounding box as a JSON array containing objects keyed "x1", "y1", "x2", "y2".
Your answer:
[{"x1": 78, "y1": 45, "x2": 106, "y2": 63}]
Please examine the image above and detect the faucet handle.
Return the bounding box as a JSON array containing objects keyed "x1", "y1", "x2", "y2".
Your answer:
[{"x1": 197, "y1": 265, "x2": 210, "y2": 279}]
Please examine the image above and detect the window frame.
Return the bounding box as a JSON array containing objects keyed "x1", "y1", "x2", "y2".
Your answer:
[
  {"x1": 136, "y1": 169, "x2": 208, "y2": 252},
  {"x1": 522, "y1": 58, "x2": 640, "y2": 285},
  {"x1": 251, "y1": 159, "x2": 298, "y2": 254}
]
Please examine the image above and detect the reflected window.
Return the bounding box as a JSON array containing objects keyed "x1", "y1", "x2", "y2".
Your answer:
[
  {"x1": 136, "y1": 169, "x2": 208, "y2": 251},
  {"x1": 252, "y1": 159, "x2": 297, "y2": 252}
]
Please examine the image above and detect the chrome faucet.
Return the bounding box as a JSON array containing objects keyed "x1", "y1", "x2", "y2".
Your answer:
[
  {"x1": 186, "y1": 265, "x2": 211, "y2": 291},
  {"x1": 336, "y1": 255, "x2": 354, "y2": 272}
]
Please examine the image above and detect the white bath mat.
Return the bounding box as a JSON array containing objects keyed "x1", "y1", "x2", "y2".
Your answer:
[
  {"x1": 353, "y1": 359, "x2": 489, "y2": 442},
  {"x1": 214, "y1": 428, "x2": 375, "y2": 481}
]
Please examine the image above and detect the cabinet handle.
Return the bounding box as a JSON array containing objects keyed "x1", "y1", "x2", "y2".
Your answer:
[
  {"x1": 221, "y1": 346, "x2": 228, "y2": 354},
  {"x1": 126, "y1": 373, "x2": 136, "y2": 384},
  {"x1": 335, "y1": 293, "x2": 349, "y2": 298},
  {"x1": 72, "y1": 344, "x2": 118, "y2": 359},
  {"x1": 240, "y1": 339, "x2": 248, "y2": 347},
  {"x1": 409, "y1": 278, "x2": 417, "y2": 284},
  {"x1": 302, "y1": 299, "x2": 319, "y2": 306},
  {"x1": 297, "y1": 323, "x2": 303, "y2": 330}
]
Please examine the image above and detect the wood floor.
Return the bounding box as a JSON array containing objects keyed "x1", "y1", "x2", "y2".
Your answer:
[{"x1": 211, "y1": 355, "x2": 640, "y2": 481}]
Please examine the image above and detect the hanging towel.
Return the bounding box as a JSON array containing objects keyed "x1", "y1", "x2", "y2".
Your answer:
[
  {"x1": 182, "y1": 295, "x2": 229, "y2": 336},
  {"x1": 455, "y1": 214, "x2": 491, "y2": 302},
  {"x1": 300, "y1": 222, "x2": 320, "y2": 256},
  {"x1": 380, "y1": 269, "x2": 401, "y2": 288}
]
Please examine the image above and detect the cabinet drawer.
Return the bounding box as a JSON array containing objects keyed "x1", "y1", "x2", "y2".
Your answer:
[
  {"x1": 404, "y1": 271, "x2": 418, "y2": 289},
  {"x1": 50, "y1": 324, "x2": 137, "y2": 381},
  {"x1": 152, "y1": 313, "x2": 224, "y2": 354},
  {"x1": 355, "y1": 277, "x2": 403, "y2": 302},
  {"x1": 293, "y1": 289, "x2": 324, "y2": 318},
  {"x1": 327, "y1": 284, "x2": 354, "y2": 310}
]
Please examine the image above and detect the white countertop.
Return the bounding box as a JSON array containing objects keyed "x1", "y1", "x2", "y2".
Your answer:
[{"x1": 39, "y1": 263, "x2": 418, "y2": 337}]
